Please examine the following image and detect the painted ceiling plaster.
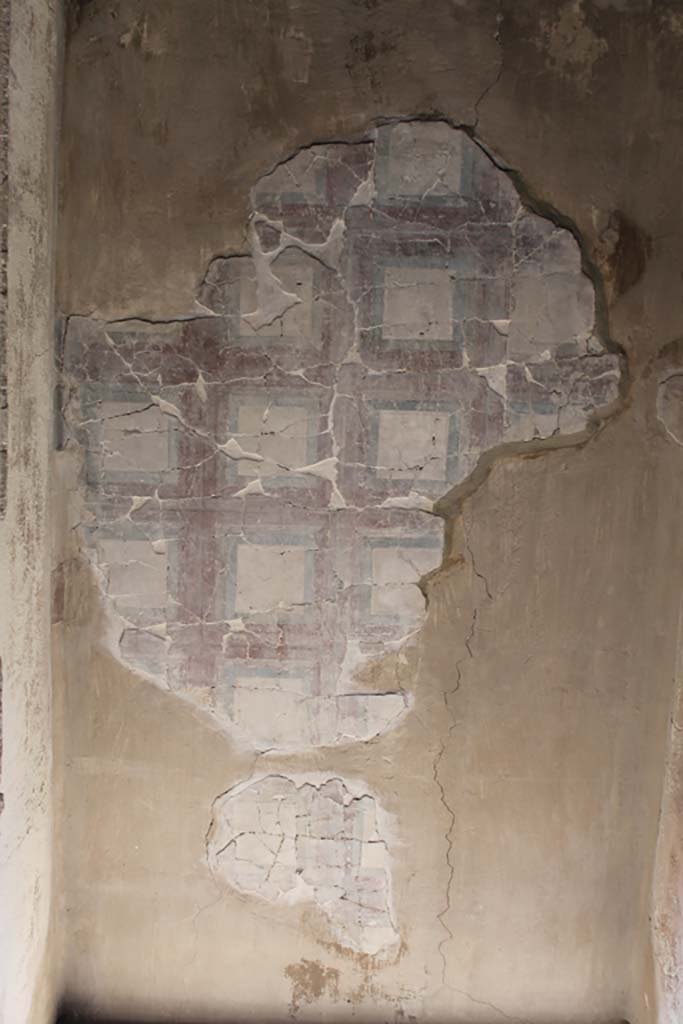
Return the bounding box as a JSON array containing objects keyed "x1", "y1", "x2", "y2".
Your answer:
[{"x1": 62, "y1": 121, "x2": 620, "y2": 754}]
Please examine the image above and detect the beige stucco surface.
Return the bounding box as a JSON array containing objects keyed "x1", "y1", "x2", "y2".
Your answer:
[{"x1": 47, "y1": 2, "x2": 683, "y2": 1023}]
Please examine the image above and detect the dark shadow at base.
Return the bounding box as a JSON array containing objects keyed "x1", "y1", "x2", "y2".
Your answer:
[{"x1": 55, "y1": 1001, "x2": 631, "y2": 1024}]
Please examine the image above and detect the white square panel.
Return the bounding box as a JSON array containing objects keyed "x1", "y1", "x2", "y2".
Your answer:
[
  {"x1": 235, "y1": 399, "x2": 311, "y2": 476},
  {"x1": 370, "y1": 543, "x2": 441, "y2": 618},
  {"x1": 239, "y1": 263, "x2": 314, "y2": 338},
  {"x1": 232, "y1": 675, "x2": 309, "y2": 746},
  {"x1": 376, "y1": 408, "x2": 450, "y2": 480},
  {"x1": 508, "y1": 272, "x2": 594, "y2": 361},
  {"x1": 382, "y1": 266, "x2": 453, "y2": 342},
  {"x1": 97, "y1": 538, "x2": 168, "y2": 609},
  {"x1": 383, "y1": 122, "x2": 464, "y2": 197},
  {"x1": 99, "y1": 402, "x2": 169, "y2": 473},
  {"x1": 234, "y1": 543, "x2": 308, "y2": 613}
]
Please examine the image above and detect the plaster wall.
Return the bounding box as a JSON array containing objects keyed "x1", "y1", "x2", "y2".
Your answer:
[
  {"x1": 54, "y1": 3, "x2": 683, "y2": 1023},
  {"x1": 0, "y1": 0, "x2": 61, "y2": 1022}
]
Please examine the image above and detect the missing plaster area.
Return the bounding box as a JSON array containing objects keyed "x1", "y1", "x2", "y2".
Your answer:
[
  {"x1": 60, "y1": 121, "x2": 621, "y2": 751},
  {"x1": 207, "y1": 774, "x2": 398, "y2": 956}
]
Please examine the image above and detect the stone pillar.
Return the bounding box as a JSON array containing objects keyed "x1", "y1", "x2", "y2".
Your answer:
[{"x1": 0, "y1": 0, "x2": 61, "y2": 1021}]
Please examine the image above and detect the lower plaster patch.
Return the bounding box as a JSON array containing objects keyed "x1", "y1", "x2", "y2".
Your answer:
[{"x1": 207, "y1": 774, "x2": 399, "y2": 956}]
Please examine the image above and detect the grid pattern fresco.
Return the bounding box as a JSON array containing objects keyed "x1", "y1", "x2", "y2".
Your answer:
[{"x1": 62, "y1": 122, "x2": 621, "y2": 753}]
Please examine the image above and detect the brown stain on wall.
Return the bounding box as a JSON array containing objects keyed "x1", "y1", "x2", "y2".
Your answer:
[
  {"x1": 595, "y1": 209, "x2": 652, "y2": 304},
  {"x1": 284, "y1": 959, "x2": 340, "y2": 1014}
]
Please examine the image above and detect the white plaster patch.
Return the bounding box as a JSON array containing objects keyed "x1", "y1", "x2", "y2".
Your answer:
[
  {"x1": 207, "y1": 775, "x2": 399, "y2": 956},
  {"x1": 380, "y1": 492, "x2": 434, "y2": 513},
  {"x1": 234, "y1": 477, "x2": 267, "y2": 498}
]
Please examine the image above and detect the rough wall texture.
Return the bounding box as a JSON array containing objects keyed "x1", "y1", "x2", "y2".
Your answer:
[{"x1": 54, "y1": 2, "x2": 683, "y2": 1023}]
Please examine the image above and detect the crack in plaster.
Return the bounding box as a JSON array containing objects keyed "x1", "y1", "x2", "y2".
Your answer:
[
  {"x1": 434, "y1": 533, "x2": 489, "y2": 985},
  {"x1": 471, "y1": 5, "x2": 505, "y2": 131}
]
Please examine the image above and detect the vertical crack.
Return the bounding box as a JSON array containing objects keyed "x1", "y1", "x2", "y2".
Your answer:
[
  {"x1": 472, "y1": 4, "x2": 505, "y2": 131},
  {"x1": 433, "y1": 528, "x2": 491, "y2": 985}
]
